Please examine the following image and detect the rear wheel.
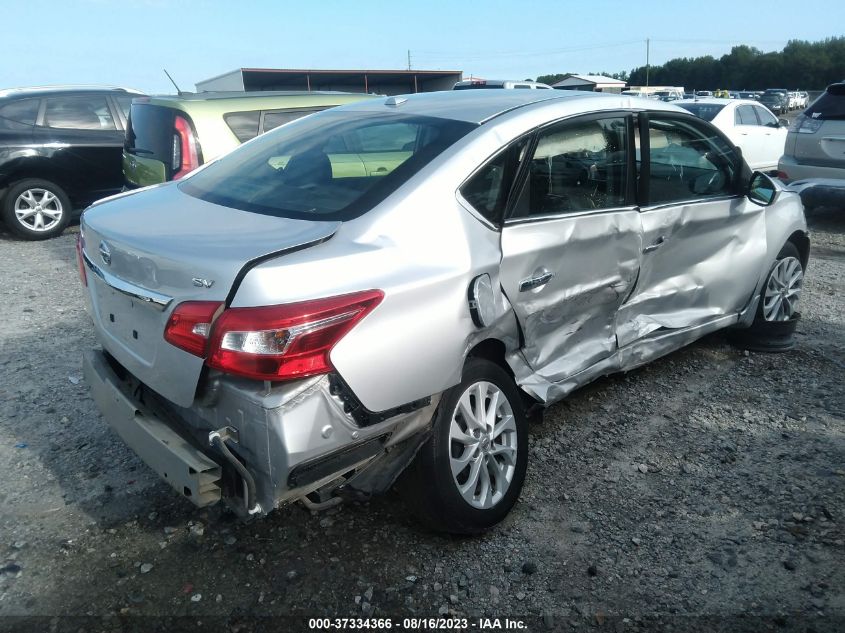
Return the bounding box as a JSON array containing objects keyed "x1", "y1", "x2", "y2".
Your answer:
[
  {"x1": 400, "y1": 358, "x2": 528, "y2": 534},
  {"x1": 732, "y1": 242, "x2": 803, "y2": 352},
  {"x1": 1, "y1": 179, "x2": 72, "y2": 240}
]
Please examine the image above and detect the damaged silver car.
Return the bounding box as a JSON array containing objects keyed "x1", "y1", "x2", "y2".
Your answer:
[{"x1": 79, "y1": 90, "x2": 809, "y2": 534}]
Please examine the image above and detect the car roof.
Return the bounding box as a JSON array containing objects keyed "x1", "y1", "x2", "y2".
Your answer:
[
  {"x1": 0, "y1": 85, "x2": 144, "y2": 99},
  {"x1": 330, "y1": 89, "x2": 685, "y2": 124},
  {"x1": 148, "y1": 90, "x2": 366, "y2": 102}
]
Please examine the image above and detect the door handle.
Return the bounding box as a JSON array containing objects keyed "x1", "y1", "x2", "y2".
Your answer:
[
  {"x1": 519, "y1": 270, "x2": 554, "y2": 292},
  {"x1": 643, "y1": 235, "x2": 666, "y2": 253}
]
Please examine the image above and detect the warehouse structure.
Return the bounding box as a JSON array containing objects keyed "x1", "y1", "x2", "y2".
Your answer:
[
  {"x1": 196, "y1": 68, "x2": 463, "y2": 95},
  {"x1": 551, "y1": 74, "x2": 627, "y2": 93}
]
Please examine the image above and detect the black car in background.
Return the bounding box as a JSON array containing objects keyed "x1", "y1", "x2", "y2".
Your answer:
[
  {"x1": 759, "y1": 89, "x2": 789, "y2": 115},
  {"x1": 0, "y1": 85, "x2": 144, "y2": 239}
]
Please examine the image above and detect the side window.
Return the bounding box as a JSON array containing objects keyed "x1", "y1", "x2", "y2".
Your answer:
[
  {"x1": 510, "y1": 116, "x2": 629, "y2": 219},
  {"x1": 43, "y1": 96, "x2": 116, "y2": 130},
  {"x1": 460, "y1": 137, "x2": 529, "y2": 224},
  {"x1": 753, "y1": 106, "x2": 778, "y2": 127},
  {"x1": 0, "y1": 98, "x2": 39, "y2": 130},
  {"x1": 224, "y1": 111, "x2": 261, "y2": 143},
  {"x1": 262, "y1": 108, "x2": 325, "y2": 133},
  {"x1": 735, "y1": 105, "x2": 759, "y2": 126},
  {"x1": 647, "y1": 117, "x2": 737, "y2": 205}
]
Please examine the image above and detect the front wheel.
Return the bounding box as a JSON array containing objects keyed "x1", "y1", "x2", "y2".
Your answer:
[
  {"x1": 732, "y1": 242, "x2": 804, "y2": 352},
  {"x1": 1, "y1": 179, "x2": 72, "y2": 240},
  {"x1": 400, "y1": 358, "x2": 528, "y2": 534}
]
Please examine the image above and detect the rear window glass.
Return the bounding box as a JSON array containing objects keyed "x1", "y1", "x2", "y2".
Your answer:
[
  {"x1": 805, "y1": 85, "x2": 845, "y2": 120},
  {"x1": 125, "y1": 103, "x2": 177, "y2": 170},
  {"x1": 224, "y1": 111, "x2": 261, "y2": 143},
  {"x1": 179, "y1": 111, "x2": 476, "y2": 222},
  {"x1": 0, "y1": 98, "x2": 39, "y2": 129},
  {"x1": 676, "y1": 103, "x2": 725, "y2": 122}
]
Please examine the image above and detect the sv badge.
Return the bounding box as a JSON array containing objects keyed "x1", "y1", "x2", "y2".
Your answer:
[{"x1": 192, "y1": 277, "x2": 215, "y2": 288}]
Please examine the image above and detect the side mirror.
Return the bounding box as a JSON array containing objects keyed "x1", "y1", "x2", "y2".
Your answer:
[
  {"x1": 778, "y1": 118, "x2": 789, "y2": 128},
  {"x1": 747, "y1": 171, "x2": 778, "y2": 206}
]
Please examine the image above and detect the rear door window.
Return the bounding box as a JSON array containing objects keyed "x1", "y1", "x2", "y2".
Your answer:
[
  {"x1": 0, "y1": 98, "x2": 39, "y2": 130},
  {"x1": 509, "y1": 115, "x2": 630, "y2": 219},
  {"x1": 43, "y1": 95, "x2": 116, "y2": 130}
]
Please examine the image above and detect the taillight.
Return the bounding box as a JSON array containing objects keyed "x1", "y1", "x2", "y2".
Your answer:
[
  {"x1": 206, "y1": 290, "x2": 383, "y2": 381},
  {"x1": 164, "y1": 301, "x2": 223, "y2": 357},
  {"x1": 76, "y1": 232, "x2": 87, "y2": 287},
  {"x1": 789, "y1": 114, "x2": 823, "y2": 134},
  {"x1": 172, "y1": 115, "x2": 199, "y2": 180}
]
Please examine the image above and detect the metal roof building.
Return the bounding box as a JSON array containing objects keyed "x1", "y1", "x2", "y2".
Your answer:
[
  {"x1": 196, "y1": 68, "x2": 463, "y2": 95},
  {"x1": 552, "y1": 74, "x2": 627, "y2": 93}
]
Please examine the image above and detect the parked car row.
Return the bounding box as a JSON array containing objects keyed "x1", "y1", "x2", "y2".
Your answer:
[
  {"x1": 0, "y1": 86, "x2": 374, "y2": 239},
  {"x1": 78, "y1": 89, "x2": 809, "y2": 532}
]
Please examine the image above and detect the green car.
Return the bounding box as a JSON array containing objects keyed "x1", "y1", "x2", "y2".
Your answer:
[{"x1": 122, "y1": 91, "x2": 376, "y2": 187}]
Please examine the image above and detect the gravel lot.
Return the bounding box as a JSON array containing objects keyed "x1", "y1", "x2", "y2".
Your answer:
[{"x1": 0, "y1": 208, "x2": 842, "y2": 632}]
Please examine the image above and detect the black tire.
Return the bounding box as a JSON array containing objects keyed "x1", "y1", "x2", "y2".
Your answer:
[
  {"x1": 1, "y1": 178, "x2": 72, "y2": 240},
  {"x1": 400, "y1": 358, "x2": 528, "y2": 534},
  {"x1": 731, "y1": 242, "x2": 802, "y2": 352}
]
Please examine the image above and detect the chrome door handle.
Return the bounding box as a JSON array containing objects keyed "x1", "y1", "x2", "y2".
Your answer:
[
  {"x1": 519, "y1": 271, "x2": 554, "y2": 292},
  {"x1": 643, "y1": 235, "x2": 666, "y2": 254}
]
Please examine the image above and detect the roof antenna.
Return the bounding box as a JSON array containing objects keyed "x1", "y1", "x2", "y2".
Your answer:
[{"x1": 163, "y1": 69, "x2": 185, "y2": 95}]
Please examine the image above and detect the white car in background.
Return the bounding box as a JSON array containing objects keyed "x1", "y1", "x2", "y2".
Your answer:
[{"x1": 676, "y1": 98, "x2": 788, "y2": 173}]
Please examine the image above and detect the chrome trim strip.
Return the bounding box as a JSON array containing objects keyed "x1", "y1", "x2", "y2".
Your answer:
[
  {"x1": 82, "y1": 251, "x2": 173, "y2": 311},
  {"x1": 503, "y1": 205, "x2": 638, "y2": 226},
  {"x1": 639, "y1": 195, "x2": 739, "y2": 212}
]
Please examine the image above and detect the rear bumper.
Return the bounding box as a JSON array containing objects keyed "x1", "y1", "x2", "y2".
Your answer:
[
  {"x1": 778, "y1": 156, "x2": 845, "y2": 183},
  {"x1": 83, "y1": 349, "x2": 223, "y2": 506},
  {"x1": 83, "y1": 348, "x2": 437, "y2": 515}
]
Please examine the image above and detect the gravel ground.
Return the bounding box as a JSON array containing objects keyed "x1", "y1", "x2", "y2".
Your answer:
[{"x1": 0, "y1": 210, "x2": 842, "y2": 633}]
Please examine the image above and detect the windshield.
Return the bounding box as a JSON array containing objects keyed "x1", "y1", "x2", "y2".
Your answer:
[
  {"x1": 676, "y1": 103, "x2": 725, "y2": 122},
  {"x1": 180, "y1": 110, "x2": 476, "y2": 221}
]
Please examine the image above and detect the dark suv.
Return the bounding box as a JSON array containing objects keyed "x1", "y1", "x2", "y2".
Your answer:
[
  {"x1": 0, "y1": 85, "x2": 144, "y2": 239},
  {"x1": 759, "y1": 89, "x2": 789, "y2": 115}
]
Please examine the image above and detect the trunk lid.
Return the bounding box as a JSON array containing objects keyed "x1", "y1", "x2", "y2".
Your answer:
[{"x1": 81, "y1": 184, "x2": 339, "y2": 406}]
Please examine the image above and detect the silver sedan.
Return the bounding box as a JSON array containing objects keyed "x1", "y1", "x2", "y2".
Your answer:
[{"x1": 79, "y1": 90, "x2": 809, "y2": 533}]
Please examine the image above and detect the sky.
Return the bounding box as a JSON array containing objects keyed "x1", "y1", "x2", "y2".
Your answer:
[{"x1": 2, "y1": 0, "x2": 843, "y2": 94}]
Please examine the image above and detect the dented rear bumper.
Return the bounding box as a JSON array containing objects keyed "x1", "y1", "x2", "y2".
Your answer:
[{"x1": 83, "y1": 348, "x2": 437, "y2": 516}]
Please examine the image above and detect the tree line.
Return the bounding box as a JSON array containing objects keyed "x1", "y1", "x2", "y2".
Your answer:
[{"x1": 536, "y1": 37, "x2": 845, "y2": 91}]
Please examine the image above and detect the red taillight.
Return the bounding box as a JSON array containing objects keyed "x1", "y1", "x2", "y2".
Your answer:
[
  {"x1": 205, "y1": 290, "x2": 383, "y2": 381},
  {"x1": 776, "y1": 170, "x2": 789, "y2": 180},
  {"x1": 172, "y1": 115, "x2": 199, "y2": 180},
  {"x1": 76, "y1": 232, "x2": 87, "y2": 287},
  {"x1": 164, "y1": 301, "x2": 223, "y2": 357}
]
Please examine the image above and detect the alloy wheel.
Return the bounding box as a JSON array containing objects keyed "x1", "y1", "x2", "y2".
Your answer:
[
  {"x1": 14, "y1": 188, "x2": 64, "y2": 232},
  {"x1": 448, "y1": 380, "x2": 518, "y2": 509},
  {"x1": 763, "y1": 256, "x2": 803, "y2": 322}
]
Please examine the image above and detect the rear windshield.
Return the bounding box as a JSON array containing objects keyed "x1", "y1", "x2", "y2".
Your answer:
[
  {"x1": 805, "y1": 84, "x2": 845, "y2": 120},
  {"x1": 676, "y1": 103, "x2": 725, "y2": 122},
  {"x1": 125, "y1": 103, "x2": 176, "y2": 168},
  {"x1": 179, "y1": 111, "x2": 476, "y2": 221}
]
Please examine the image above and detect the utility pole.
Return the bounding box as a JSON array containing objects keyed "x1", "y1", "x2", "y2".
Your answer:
[
  {"x1": 407, "y1": 50, "x2": 412, "y2": 71},
  {"x1": 645, "y1": 38, "x2": 650, "y2": 88}
]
